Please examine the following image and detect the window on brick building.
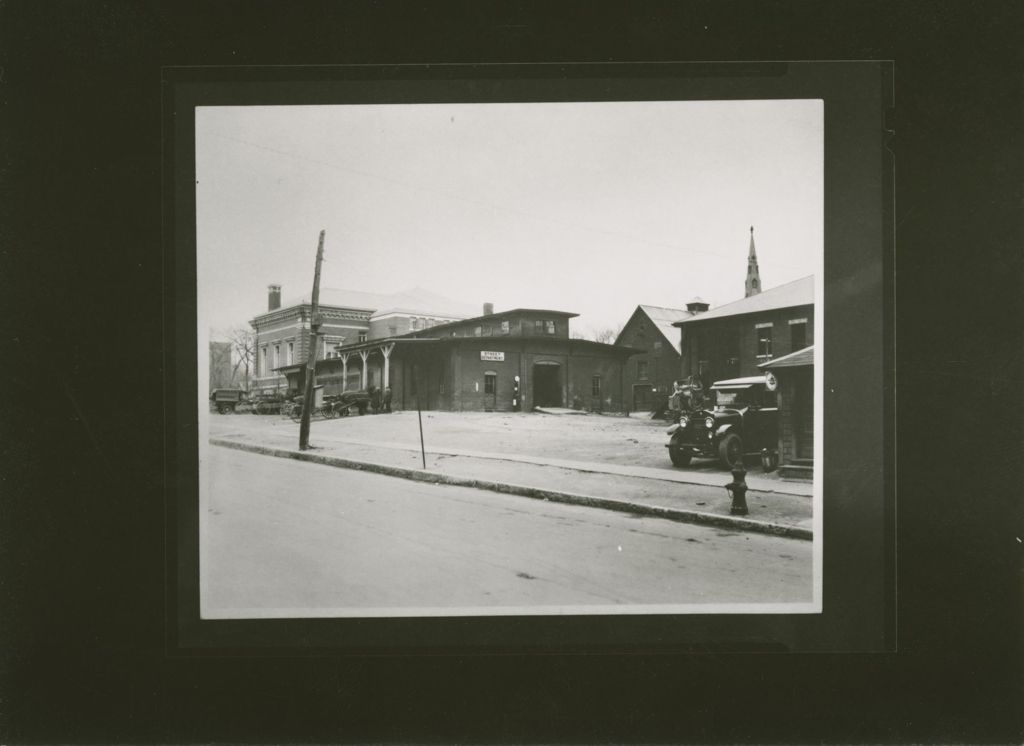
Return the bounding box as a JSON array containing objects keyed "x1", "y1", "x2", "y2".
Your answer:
[
  {"x1": 482, "y1": 325, "x2": 492, "y2": 336},
  {"x1": 260, "y1": 347, "x2": 267, "y2": 376},
  {"x1": 474, "y1": 326, "x2": 482, "y2": 337},
  {"x1": 592, "y1": 376, "x2": 601, "y2": 397},
  {"x1": 790, "y1": 319, "x2": 807, "y2": 351},
  {"x1": 411, "y1": 318, "x2": 420, "y2": 331},
  {"x1": 287, "y1": 341, "x2": 293, "y2": 365},
  {"x1": 637, "y1": 360, "x2": 648, "y2": 380},
  {"x1": 358, "y1": 332, "x2": 367, "y2": 343},
  {"x1": 501, "y1": 320, "x2": 510, "y2": 334},
  {"x1": 545, "y1": 320, "x2": 555, "y2": 335},
  {"x1": 756, "y1": 323, "x2": 773, "y2": 360},
  {"x1": 534, "y1": 320, "x2": 543, "y2": 334},
  {"x1": 484, "y1": 373, "x2": 496, "y2": 394}
]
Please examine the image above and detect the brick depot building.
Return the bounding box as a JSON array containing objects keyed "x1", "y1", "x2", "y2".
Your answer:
[
  {"x1": 672, "y1": 275, "x2": 814, "y2": 388},
  {"x1": 279, "y1": 306, "x2": 639, "y2": 413}
]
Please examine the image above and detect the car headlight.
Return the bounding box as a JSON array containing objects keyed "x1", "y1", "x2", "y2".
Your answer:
[
  {"x1": 678, "y1": 418, "x2": 687, "y2": 428},
  {"x1": 704, "y1": 416, "x2": 715, "y2": 429}
]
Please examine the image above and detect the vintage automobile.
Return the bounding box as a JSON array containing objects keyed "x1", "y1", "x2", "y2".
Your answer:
[
  {"x1": 286, "y1": 390, "x2": 372, "y2": 421},
  {"x1": 209, "y1": 388, "x2": 247, "y2": 414},
  {"x1": 249, "y1": 391, "x2": 288, "y2": 415},
  {"x1": 665, "y1": 375, "x2": 779, "y2": 469}
]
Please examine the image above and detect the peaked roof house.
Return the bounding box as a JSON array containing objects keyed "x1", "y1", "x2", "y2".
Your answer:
[{"x1": 615, "y1": 298, "x2": 709, "y2": 413}]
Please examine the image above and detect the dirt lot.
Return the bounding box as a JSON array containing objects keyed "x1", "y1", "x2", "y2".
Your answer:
[{"x1": 209, "y1": 409, "x2": 781, "y2": 479}]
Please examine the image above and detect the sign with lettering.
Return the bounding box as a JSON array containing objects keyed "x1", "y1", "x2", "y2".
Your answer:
[{"x1": 480, "y1": 351, "x2": 505, "y2": 361}]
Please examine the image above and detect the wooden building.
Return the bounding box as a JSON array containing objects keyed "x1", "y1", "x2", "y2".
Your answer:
[{"x1": 760, "y1": 345, "x2": 815, "y2": 479}]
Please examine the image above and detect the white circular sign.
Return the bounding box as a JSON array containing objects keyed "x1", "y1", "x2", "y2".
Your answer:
[{"x1": 764, "y1": 371, "x2": 779, "y2": 391}]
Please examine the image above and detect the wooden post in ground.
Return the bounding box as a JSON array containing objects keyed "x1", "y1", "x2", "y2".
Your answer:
[
  {"x1": 415, "y1": 362, "x2": 426, "y2": 469},
  {"x1": 299, "y1": 230, "x2": 325, "y2": 451}
]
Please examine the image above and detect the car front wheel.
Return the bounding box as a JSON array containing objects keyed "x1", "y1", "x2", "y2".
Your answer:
[
  {"x1": 718, "y1": 433, "x2": 743, "y2": 468},
  {"x1": 668, "y1": 445, "x2": 692, "y2": 467}
]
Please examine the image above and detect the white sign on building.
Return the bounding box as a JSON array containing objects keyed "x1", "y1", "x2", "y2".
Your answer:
[{"x1": 480, "y1": 351, "x2": 505, "y2": 361}]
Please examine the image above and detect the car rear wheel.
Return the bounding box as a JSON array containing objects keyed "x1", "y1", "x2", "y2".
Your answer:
[
  {"x1": 668, "y1": 445, "x2": 691, "y2": 467},
  {"x1": 718, "y1": 433, "x2": 743, "y2": 468},
  {"x1": 217, "y1": 404, "x2": 231, "y2": 415}
]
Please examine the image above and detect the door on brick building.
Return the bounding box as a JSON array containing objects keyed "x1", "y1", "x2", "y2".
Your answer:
[
  {"x1": 483, "y1": 372, "x2": 497, "y2": 412},
  {"x1": 632, "y1": 384, "x2": 653, "y2": 412},
  {"x1": 532, "y1": 362, "x2": 561, "y2": 407}
]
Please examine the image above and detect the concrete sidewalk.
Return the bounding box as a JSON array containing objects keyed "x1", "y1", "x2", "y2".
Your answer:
[{"x1": 209, "y1": 427, "x2": 813, "y2": 540}]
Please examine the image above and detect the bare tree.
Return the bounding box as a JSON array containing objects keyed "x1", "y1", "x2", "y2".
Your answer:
[
  {"x1": 591, "y1": 323, "x2": 624, "y2": 345},
  {"x1": 208, "y1": 340, "x2": 235, "y2": 391},
  {"x1": 227, "y1": 326, "x2": 257, "y2": 391}
]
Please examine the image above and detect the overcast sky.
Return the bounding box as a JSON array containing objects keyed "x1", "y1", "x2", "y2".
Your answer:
[{"x1": 196, "y1": 100, "x2": 822, "y2": 341}]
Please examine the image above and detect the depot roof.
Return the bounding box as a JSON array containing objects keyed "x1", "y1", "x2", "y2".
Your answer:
[
  {"x1": 759, "y1": 345, "x2": 815, "y2": 369},
  {"x1": 673, "y1": 275, "x2": 814, "y2": 326}
]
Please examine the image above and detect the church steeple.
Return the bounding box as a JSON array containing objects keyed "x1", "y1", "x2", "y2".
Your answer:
[{"x1": 745, "y1": 225, "x2": 762, "y2": 298}]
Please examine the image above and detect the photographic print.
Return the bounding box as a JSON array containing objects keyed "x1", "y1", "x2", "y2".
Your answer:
[{"x1": 195, "y1": 98, "x2": 824, "y2": 619}]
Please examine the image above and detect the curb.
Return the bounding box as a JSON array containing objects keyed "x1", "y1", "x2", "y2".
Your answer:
[{"x1": 210, "y1": 438, "x2": 813, "y2": 541}]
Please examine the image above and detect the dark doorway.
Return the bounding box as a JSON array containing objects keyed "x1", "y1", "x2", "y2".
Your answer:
[
  {"x1": 533, "y1": 363, "x2": 561, "y2": 407},
  {"x1": 632, "y1": 384, "x2": 654, "y2": 412},
  {"x1": 792, "y1": 369, "x2": 814, "y2": 459},
  {"x1": 484, "y1": 372, "x2": 497, "y2": 412}
]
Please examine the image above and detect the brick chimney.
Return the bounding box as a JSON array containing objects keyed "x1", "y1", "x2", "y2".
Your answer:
[
  {"x1": 268, "y1": 285, "x2": 281, "y2": 311},
  {"x1": 483, "y1": 302, "x2": 494, "y2": 316}
]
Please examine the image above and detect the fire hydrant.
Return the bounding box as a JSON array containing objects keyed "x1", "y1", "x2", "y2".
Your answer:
[{"x1": 725, "y1": 461, "x2": 749, "y2": 516}]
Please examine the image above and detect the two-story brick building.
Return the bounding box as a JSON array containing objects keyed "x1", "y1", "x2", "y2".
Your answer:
[
  {"x1": 672, "y1": 275, "x2": 814, "y2": 388},
  {"x1": 615, "y1": 301, "x2": 709, "y2": 413},
  {"x1": 249, "y1": 285, "x2": 477, "y2": 393},
  {"x1": 279, "y1": 305, "x2": 639, "y2": 413}
]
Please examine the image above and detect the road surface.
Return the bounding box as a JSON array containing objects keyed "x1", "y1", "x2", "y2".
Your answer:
[{"x1": 201, "y1": 446, "x2": 813, "y2": 617}]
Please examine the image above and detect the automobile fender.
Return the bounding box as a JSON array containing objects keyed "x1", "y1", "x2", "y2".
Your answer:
[
  {"x1": 715, "y1": 423, "x2": 736, "y2": 438},
  {"x1": 665, "y1": 423, "x2": 681, "y2": 436}
]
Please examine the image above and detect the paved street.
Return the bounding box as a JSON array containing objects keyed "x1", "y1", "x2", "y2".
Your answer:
[{"x1": 202, "y1": 446, "x2": 813, "y2": 618}]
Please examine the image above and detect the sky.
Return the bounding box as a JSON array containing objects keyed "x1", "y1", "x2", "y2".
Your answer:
[{"x1": 196, "y1": 100, "x2": 822, "y2": 341}]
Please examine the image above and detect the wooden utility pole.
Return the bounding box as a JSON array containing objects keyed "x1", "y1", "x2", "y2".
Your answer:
[{"x1": 299, "y1": 230, "x2": 325, "y2": 451}]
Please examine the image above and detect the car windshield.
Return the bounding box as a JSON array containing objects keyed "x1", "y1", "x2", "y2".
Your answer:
[{"x1": 714, "y1": 390, "x2": 745, "y2": 407}]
